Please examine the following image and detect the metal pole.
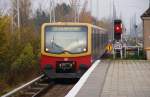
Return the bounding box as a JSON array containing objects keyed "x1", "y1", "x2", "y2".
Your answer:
[
  {"x1": 95, "y1": 0, "x2": 98, "y2": 24},
  {"x1": 17, "y1": 0, "x2": 20, "y2": 41},
  {"x1": 133, "y1": 13, "x2": 137, "y2": 44},
  {"x1": 138, "y1": 47, "x2": 140, "y2": 56},
  {"x1": 97, "y1": 0, "x2": 99, "y2": 22},
  {"x1": 74, "y1": 0, "x2": 77, "y2": 22},
  {"x1": 77, "y1": 0, "x2": 80, "y2": 22},
  {"x1": 49, "y1": 0, "x2": 52, "y2": 22},
  {"x1": 125, "y1": 46, "x2": 127, "y2": 58},
  {"x1": 74, "y1": 2, "x2": 76, "y2": 22},
  {"x1": 90, "y1": 0, "x2": 92, "y2": 16},
  {"x1": 149, "y1": 0, "x2": 150, "y2": 7},
  {"x1": 112, "y1": 0, "x2": 115, "y2": 41},
  {"x1": 53, "y1": 0, "x2": 56, "y2": 22},
  {"x1": 17, "y1": 0, "x2": 20, "y2": 28}
]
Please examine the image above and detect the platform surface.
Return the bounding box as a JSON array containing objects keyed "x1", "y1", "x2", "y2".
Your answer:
[{"x1": 75, "y1": 60, "x2": 150, "y2": 97}]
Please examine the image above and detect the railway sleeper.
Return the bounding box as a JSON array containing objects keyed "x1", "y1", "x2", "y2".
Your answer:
[
  {"x1": 31, "y1": 87, "x2": 43, "y2": 90},
  {"x1": 38, "y1": 83, "x2": 49, "y2": 87},
  {"x1": 24, "y1": 92, "x2": 36, "y2": 95}
]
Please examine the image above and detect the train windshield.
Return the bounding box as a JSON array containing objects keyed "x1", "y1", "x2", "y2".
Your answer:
[{"x1": 45, "y1": 26, "x2": 88, "y2": 54}]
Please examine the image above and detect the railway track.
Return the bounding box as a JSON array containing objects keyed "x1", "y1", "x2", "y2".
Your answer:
[
  {"x1": 1, "y1": 75, "x2": 54, "y2": 97},
  {"x1": 42, "y1": 82, "x2": 75, "y2": 97},
  {"x1": 1, "y1": 75, "x2": 76, "y2": 97}
]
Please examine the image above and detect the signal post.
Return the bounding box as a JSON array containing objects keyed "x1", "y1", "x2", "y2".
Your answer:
[{"x1": 113, "y1": 19, "x2": 123, "y2": 59}]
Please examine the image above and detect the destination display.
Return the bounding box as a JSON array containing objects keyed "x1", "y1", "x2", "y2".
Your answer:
[{"x1": 45, "y1": 26, "x2": 87, "y2": 32}]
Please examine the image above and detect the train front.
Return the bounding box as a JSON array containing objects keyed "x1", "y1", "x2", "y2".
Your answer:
[{"x1": 40, "y1": 23, "x2": 91, "y2": 78}]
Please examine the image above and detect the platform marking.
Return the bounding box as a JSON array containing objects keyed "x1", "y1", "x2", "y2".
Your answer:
[{"x1": 65, "y1": 60, "x2": 101, "y2": 97}]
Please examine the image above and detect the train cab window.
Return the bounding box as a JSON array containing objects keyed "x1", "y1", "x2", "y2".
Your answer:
[{"x1": 44, "y1": 26, "x2": 88, "y2": 54}]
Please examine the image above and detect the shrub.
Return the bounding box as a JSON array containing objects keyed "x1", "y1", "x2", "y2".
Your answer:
[{"x1": 11, "y1": 43, "x2": 35, "y2": 74}]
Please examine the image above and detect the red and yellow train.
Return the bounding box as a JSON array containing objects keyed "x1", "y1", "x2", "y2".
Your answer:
[{"x1": 40, "y1": 22, "x2": 108, "y2": 78}]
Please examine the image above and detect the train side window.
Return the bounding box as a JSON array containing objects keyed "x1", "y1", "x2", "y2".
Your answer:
[
  {"x1": 92, "y1": 28, "x2": 96, "y2": 56},
  {"x1": 98, "y1": 29, "x2": 100, "y2": 51}
]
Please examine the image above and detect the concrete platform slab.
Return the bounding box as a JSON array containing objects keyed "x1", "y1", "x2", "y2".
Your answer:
[
  {"x1": 101, "y1": 60, "x2": 150, "y2": 97},
  {"x1": 66, "y1": 60, "x2": 150, "y2": 97}
]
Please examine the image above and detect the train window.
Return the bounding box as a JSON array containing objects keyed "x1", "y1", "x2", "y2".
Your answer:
[{"x1": 44, "y1": 26, "x2": 88, "y2": 54}]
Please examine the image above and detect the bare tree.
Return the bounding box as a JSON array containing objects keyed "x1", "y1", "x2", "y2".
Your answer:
[
  {"x1": 69, "y1": 0, "x2": 80, "y2": 22},
  {"x1": 0, "y1": 8, "x2": 5, "y2": 16},
  {"x1": 11, "y1": 0, "x2": 31, "y2": 28}
]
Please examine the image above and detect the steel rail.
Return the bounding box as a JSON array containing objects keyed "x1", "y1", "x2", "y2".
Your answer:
[{"x1": 1, "y1": 74, "x2": 45, "y2": 97}]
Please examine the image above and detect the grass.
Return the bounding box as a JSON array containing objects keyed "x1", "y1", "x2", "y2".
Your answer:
[
  {"x1": 125, "y1": 51, "x2": 146, "y2": 60},
  {"x1": 104, "y1": 50, "x2": 146, "y2": 60}
]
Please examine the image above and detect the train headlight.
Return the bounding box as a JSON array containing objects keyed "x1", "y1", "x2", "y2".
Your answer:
[
  {"x1": 46, "y1": 48, "x2": 49, "y2": 51},
  {"x1": 83, "y1": 48, "x2": 87, "y2": 52}
]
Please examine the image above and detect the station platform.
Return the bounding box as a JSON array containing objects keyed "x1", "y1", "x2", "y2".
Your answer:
[{"x1": 66, "y1": 60, "x2": 150, "y2": 97}]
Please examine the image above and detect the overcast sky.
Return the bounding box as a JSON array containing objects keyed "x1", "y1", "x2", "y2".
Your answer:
[{"x1": 0, "y1": 0, "x2": 149, "y2": 35}]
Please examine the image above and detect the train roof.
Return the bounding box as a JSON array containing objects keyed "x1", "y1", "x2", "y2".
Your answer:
[{"x1": 42, "y1": 22, "x2": 107, "y2": 32}]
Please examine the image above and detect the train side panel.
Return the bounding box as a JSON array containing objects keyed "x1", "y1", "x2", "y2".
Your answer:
[{"x1": 91, "y1": 27, "x2": 108, "y2": 61}]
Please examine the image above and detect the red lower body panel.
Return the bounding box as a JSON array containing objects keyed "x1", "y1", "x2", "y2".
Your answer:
[{"x1": 40, "y1": 55, "x2": 92, "y2": 78}]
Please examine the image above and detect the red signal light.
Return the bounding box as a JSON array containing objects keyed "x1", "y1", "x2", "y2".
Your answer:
[
  {"x1": 114, "y1": 24, "x2": 122, "y2": 33},
  {"x1": 114, "y1": 20, "x2": 122, "y2": 40}
]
